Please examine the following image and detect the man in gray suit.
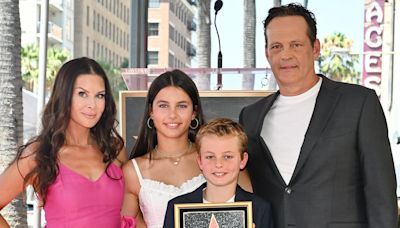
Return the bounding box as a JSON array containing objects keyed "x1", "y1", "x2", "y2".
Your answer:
[{"x1": 239, "y1": 3, "x2": 397, "y2": 228}]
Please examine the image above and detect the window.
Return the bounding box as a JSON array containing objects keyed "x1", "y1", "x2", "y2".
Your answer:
[
  {"x1": 169, "y1": 25, "x2": 175, "y2": 40},
  {"x1": 168, "y1": 53, "x2": 174, "y2": 67},
  {"x1": 113, "y1": 24, "x2": 115, "y2": 42},
  {"x1": 119, "y1": 30, "x2": 121, "y2": 46},
  {"x1": 93, "y1": 10, "x2": 96, "y2": 29},
  {"x1": 147, "y1": 51, "x2": 159, "y2": 65},
  {"x1": 127, "y1": 8, "x2": 130, "y2": 23},
  {"x1": 105, "y1": 19, "x2": 108, "y2": 37},
  {"x1": 86, "y1": 6, "x2": 90, "y2": 27},
  {"x1": 116, "y1": 27, "x2": 119, "y2": 44},
  {"x1": 123, "y1": 31, "x2": 126, "y2": 49},
  {"x1": 174, "y1": 30, "x2": 178, "y2": 43},
  {"x1": 149, "y1": 0, "x2": 160, "y2": 8},
  {"x1": 120, "y1": 3, "x2": 123, "y2": 19},
  {"x1": 101, "y1": 16, "x2": 104, "y2": 35},
  {"x1": 123, "y1": 5, "x2": 126, "y2": 22},
  {"x1": 148, "y1": 23, "x2": 159, "y2": 36},
  {"x1": 86, "y1": 37, "x2": 89, "y2": 55},
  {"x1": 97, "y1": 14, "x2": 100, "y2": 32},
  {"x1": 125, "y1": 33, "x2": 129, "y2": 51},
  {"x1": 93, "y1": 40, "x2": 96, "y2": 57},
  {"x1": 109, "y1": 21, "x2": 111, "y2": 38}
]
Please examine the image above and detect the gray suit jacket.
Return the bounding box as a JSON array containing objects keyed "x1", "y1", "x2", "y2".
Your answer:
[{"x1": 239, "y1": 75, "x2": 397, "y2": 228}]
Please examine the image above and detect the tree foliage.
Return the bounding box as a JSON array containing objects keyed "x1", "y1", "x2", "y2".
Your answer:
[
  {"x1": 21, "y1": 44, "x2": 69, "y2": 92},
  {"x1": 319, "y1": 32, "x2": 360, "y2": 83},
  {"x1": 97, "y1": 59, "x2": 128, "y2": 103}
]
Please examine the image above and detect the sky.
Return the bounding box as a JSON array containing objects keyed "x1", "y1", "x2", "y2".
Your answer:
[{"x1": 206, "y1": 0, "x2": 364, "y2": 69}]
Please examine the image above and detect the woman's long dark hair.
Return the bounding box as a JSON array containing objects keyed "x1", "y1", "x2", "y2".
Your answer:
[
  {"x1": 15, "y1": 57, "x2": 124, "y2": 205},
  {"x1": 130, "y1": 69, "x2": 205, "y2": 159}
]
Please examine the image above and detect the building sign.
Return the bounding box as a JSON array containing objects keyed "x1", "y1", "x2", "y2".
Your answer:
[{"x1": 363, "y1": 0, "x2": 384, "y2": 96}]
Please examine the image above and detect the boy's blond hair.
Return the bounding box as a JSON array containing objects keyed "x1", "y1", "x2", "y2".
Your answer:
[{"x1": 195, "y1": 118, "x2": 248, "y2": 157}]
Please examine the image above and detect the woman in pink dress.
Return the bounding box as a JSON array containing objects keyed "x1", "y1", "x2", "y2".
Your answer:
[{"x1": 0, "y1": 57, "x2": 129, "y2": 227}]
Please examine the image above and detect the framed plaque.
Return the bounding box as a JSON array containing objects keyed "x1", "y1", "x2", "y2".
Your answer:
[{"x1": 174, "y1": 201, "x2": 253, "y2": 228}]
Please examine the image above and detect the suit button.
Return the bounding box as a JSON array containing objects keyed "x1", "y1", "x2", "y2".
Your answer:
[{"x1": 285, "y1": 187, "x2": 292, "y2": 194}]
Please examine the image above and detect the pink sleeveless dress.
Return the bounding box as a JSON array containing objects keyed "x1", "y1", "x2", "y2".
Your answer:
[{"x1": 44, "y1": 163, "x2": 124, "y2": 228}]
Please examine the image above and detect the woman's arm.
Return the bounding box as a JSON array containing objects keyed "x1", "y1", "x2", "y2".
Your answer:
[
  {"x1": 121, "y1": 160, "x2": 145, "y2": 227},
  {"x1": 0, "y1": 145, "x2": 37, "y2": 227}
]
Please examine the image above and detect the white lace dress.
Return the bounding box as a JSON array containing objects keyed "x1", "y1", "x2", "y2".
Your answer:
[{"x1": 132, "y1": 159, "x2": 205, "y2": 228}]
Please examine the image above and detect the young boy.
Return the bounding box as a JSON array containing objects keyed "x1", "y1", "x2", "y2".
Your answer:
[{"x1": 163, "y1": 118, "x2": 274, "y2": 228}]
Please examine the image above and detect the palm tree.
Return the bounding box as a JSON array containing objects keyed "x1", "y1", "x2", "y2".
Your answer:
[
  {"x1": 195, "y1": 0, "x2": 211, "y2": 90},
  {"x1": 97, "y1": 59, "x2": 127, "y2": 104},
  {"x1": 242, "y1": 0, "x2": 256, "y2": 90},
  {"x1": 319, "y1": 32, "x2": 360, "y2": 83},
  {"x1": 21, "y1": 44, "x2": 69, "y2": 93},
  {"x1": 21, "y1": 44, "x2": 39, "y2": 91},
  {"x1": 46, "y1": 47, "x2": 69, "y2": 89},
  {"x1": 273, "y1": 0, "x2": 281, "y2": 7},
  {"x1": 0, "y1": 0, "x2": 27, "y2": 226}
]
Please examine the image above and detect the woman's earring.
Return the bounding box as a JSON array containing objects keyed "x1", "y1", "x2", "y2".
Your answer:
[
  {"x1": 189, "y1": 118, "x2": 199, "y2": 130},
  {"x1": 147, "y1": 117, "x2": 153, "y2": 129}
]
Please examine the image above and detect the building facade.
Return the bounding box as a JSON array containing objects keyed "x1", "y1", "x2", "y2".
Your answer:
[
  {"x1": 20, "y1": 0, "x2": 130, "y2": 67},
  {"x1": 364, "y1": 0, "x2": 400, "y2": 193},
  {"x1": 147, "y1": 0, "x2": 197, "y2": 68},
  {"x1": 74, "y1": 0, "x2": 130, "y2": 67},
  {"x1": 20, "y1": 0, "x2": 74, "y2": 54}
]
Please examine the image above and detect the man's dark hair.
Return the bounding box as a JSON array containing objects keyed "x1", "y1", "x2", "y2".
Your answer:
[{"x1": 263, "y1": 3, "x2": 317, "y2": 47}]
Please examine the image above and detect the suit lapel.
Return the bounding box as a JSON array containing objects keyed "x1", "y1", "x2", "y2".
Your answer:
[
  {"x1": 259, "y1": 135, "x2": 287, "y2": 185},
  {"x1": 290, "y1": 76, "x2": 341, "y2": 183},
  {"x1": 255, "y1": 92, "x2": 287, "y2": 185},
  {"x1": 234, "y1": 185, "x2": 250, "y2": 201},
  {"x1": 181, "y1": 183, "x2": 206, "y2": 202},
  {"x1": 255, "y1": 92, "x2": 280, "y2": 135}
]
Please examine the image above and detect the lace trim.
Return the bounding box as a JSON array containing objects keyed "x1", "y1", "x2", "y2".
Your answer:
[{"x1": 140, "y1": 174, "x2": 205, "y2": 193}]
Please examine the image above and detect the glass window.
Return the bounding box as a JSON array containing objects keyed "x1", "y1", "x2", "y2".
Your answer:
[
  {"x1": 86, "y1": 37, "x2": 89, "y2": 55},
  {"x1": 168, "y1": 53, "x2": 174, "y2": 67},
  {"x1": 93, "y1": 10, "x2": 96, "y2": 30},
  {"x1": 92, "y1": 40, "x2": 95, "y2": 57},
  {"x1": 147, "y1": 51, "x2": 159, "y2": 65},
  {"x1": 149, "y1": 0, "x2": 160, "y2": 8},
  {"x1": 169, "y1": 25, "x2": 174, "y2": 41},
  {"x1": 148, "y1": 23, "x2": 159, "y2": 36},
  {"x1": 86, "y1": 6, "x2": 90, "y2": 27}
]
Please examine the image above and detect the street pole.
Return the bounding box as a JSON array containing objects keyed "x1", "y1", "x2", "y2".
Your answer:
[{"x1": 34, "y1": 0, "x2": 49, "y2": 227}]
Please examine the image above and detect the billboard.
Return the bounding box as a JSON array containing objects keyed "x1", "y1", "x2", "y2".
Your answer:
[{"x1": 363, "y1": 0, "x2": 385, "y2": 96}]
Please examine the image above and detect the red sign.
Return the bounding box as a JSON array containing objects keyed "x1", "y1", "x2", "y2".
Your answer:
[{"x1": 363, "y1": 0, "x2": 384, "y2": 96}]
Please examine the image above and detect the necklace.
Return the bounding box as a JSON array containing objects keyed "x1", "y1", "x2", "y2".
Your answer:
[{"x1": 154, "y1": 142, "x2": 193, "y2": 165}]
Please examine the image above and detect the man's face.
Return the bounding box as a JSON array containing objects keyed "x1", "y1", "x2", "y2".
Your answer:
[{"x1": 265, "y1": 16, "x2": 320, "y2": 96}]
